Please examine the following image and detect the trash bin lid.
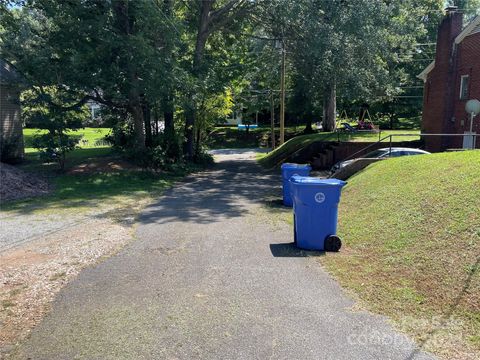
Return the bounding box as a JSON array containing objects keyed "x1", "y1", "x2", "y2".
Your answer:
[
  {"x1": 281, "y1": 163, "x2": 312, "y2": 170},
  {"x1": 289, "y1": 175, "x2": 346, "y2": 187}
]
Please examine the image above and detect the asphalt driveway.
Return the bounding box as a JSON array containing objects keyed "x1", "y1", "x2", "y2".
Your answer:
[{"x1": 13, "y1": 150, "x2": 435, "y2": 360}]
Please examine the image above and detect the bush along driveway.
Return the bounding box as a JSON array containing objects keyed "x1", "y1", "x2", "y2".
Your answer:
[{"x1": 12, "y1": 150, "x2": 435, "y2": 360}]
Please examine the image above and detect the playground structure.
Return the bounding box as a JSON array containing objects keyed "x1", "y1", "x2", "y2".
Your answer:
[{"x1": 335, "y1": 107, "x2": 379, "y2": 134}]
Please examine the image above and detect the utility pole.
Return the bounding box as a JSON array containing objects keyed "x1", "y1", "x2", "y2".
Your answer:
[
  {"x1": 279, "y1": 39, "x2": 286, "y2": 145},
  {"x1": 270, "y1": 91, "x2": 275, "y2": 149}
]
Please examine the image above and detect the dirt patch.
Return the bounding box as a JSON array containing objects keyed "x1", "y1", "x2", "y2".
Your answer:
[
  {"x1": 0, "y1": 218, "x2": 133, "y2": 357},
  {"x1": 0, "y1": 163, "x2": 50, "y2": 202},
  {"x1": 67, "y1": 158, "x2": 140, "y2": 174}
]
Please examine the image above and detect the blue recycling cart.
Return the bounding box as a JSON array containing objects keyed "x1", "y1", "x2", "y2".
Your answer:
[
  {"x1": 281, "y1": 163, "x2": 311, "y2": 207},
  {"x1": 289, "y1": 176, "x2": 346, "y2": 251}
]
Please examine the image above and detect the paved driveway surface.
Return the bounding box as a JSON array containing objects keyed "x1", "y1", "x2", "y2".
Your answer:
[{"x1": 14, "y1": 150, "x2": 435, "y2": 360}]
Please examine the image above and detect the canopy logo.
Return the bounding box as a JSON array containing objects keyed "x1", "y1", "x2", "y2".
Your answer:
[{"x1": 314, "y1": 192, "x2": 325, "y2": 203}]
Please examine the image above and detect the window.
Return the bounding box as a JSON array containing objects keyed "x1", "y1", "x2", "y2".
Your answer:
[{"x1": 459, "y1": 75, "x2": 469, "y2": 100}]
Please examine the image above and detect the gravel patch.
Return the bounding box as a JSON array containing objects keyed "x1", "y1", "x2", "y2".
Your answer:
[{"x1": 0, "y1": 218, "x2": 133, "y2": 357}]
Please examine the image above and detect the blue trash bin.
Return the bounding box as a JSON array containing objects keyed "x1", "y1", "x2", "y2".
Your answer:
[
  {"x1": 281, "y1": 163, "x2": 311, "y2": 207},
  {"x1": 289, "y1": 175, "x2": 347, "y2": 251}
]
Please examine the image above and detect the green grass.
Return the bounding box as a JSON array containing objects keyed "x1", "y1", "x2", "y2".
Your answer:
[
  {"x1": 328, "y1": 151, "x2": 480, "y2": 357},
  {"x1": 23, "y1": 127, "x2": 111, "y2": 153},
  {"x1": 258, "y1": 130, "x2": 421, "y2": 168},
  {"x1": 5, "y1": 127, "x2": 200, "y2": 217},
  {"x1": 21, "y1": 147, "x2": 114, "y2": 173},
  {"x1": 2, "y1": 170, "x2": 186, "y2": 215},
  {"x1": 259, "y1": 150, "x2": 480, "y2": 357},
  {"x1": 3, "y1": 153, "x2": 201, "y2": 217}
]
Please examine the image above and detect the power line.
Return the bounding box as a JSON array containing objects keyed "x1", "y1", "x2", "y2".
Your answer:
[{"x1": 154, "y1": 2, "x2": 181, "y2": 36}]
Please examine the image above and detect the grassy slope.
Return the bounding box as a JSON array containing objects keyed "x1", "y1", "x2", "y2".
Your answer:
[
  {"x1": 325, "y1": 151, "x2": 480, "y2": 358},
  {"x1": 258, "y1": 130, "x2": 421, "y2": 169}
]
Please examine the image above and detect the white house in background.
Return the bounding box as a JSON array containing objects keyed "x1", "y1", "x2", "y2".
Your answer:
[{"x1": 86, "y1": 100, "x2": 102, "y2": 121}]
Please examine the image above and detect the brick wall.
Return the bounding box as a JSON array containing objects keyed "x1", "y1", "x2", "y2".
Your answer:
[
  {"x1": 0, "y1": 85, "x2": 25, "y2": 162},
  {"x1": 422, "y1": 11, "x2": 463, "y2": 152},
  {"x1": 451, "y1": 32, "x2": 480, "y2": 149},
  {"x1": 422, "y1": 12, "x2": 480, "y2": 151}
]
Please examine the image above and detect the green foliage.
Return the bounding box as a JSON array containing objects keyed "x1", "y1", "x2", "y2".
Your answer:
[
  {"x1": 32, "y1": 132, "x2": 80, "y2": 170},
  {"x1": 1, "y1": 0, "x2": 462, "y2": 158},
  {"x1": 20, "y1": 86, "x2": 88, "y2": 170},
  {"x1": 21, "y1": 87, "x2": 89, "y2": 130},
  {"x1": 148, "y1": 131, "x2": 185, "y2": 170},
  {"x1": 105, "y1": 122, "x2": 136, "y2": 151}
]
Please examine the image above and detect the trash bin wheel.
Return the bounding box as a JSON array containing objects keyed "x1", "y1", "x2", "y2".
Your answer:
[{"x1": 324, "y1": 235, "x2": 342, "y2": 252}]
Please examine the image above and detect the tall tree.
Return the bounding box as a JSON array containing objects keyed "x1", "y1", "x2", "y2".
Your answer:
[
  {"x1": 1, "y1": 0, "x2": 176, "y2": 152},
  {"x1": 257, "y1": 0, "x2": 444, "y2": 132},
  {"x1": 182, "y1": 0, "x2": 251, "y2": 159}
]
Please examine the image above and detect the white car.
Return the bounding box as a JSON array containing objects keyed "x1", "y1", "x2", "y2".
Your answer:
[{"x1": 331, "y1": 147, "x2": 430, "y2": 173}]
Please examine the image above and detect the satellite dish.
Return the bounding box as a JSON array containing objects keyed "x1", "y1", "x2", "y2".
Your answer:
[{"x1": 465, "y1": 99, "x2": 480, "y2": 116}]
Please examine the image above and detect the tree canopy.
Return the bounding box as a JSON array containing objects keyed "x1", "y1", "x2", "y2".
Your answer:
[{"x1": 1, "y1": 0, "x2": 471, "y2": 162}]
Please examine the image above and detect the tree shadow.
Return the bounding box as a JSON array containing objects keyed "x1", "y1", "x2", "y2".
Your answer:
[
  {"x1": 269, "y1": 242, "x2": 325, "y2": 257},
  {"x1": 138, "y1": 159, "x2": 279, "y2": 225},
  {"x1": 3, "y1": 156, "x2": 282, "y2": 229}
]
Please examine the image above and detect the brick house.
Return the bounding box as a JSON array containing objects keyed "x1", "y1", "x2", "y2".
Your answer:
[
  {"x1": 418, "y1": 9, "x2": 480, "y2": 151},
  {"x1": 0, "y1": 59, "x2": 25, "y2": 162}
]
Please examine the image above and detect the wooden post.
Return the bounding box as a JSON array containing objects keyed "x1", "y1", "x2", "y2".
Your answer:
[
  {"x1": 279, "y1": 41, "x2": 286, "y2": 145},
  {"x1": 270, "y1": 91, "x2": 275, "y2": 149}
]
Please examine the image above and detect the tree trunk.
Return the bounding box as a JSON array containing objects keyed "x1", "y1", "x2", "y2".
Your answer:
[
  {"x1": 183, "y1": 107, "x2": 195, "y2": 158},
  {"x1": 194, "y1": 126, "x2": 202, "y2": 158},
  {"x1": 389, "y1": 114, "x2": 395, "y2": 130},
  {"x1": 162, "y1": 0, "x2": 175, "y2": 138},
  {"x1": 113, "y1": 0, "x2": 146, "y2": 151},
  {"x1": 163, "y1": 95, "x2": 174, "y2": 135},
  {"x1": 164, "y1": 109, "x2": 174, "y2": 135},
  {"x1": 183, "y1": 1, "x2": 213, "y2": 160},
  {"x1": 322, "y1": 82, "x2": 336, "y2": 132},
  {"x1": 303, "y1": 112, "x2": 315, "y2": 134},
  {"x1": 129, "y1": 101, "x2": 146, "y2": 151},
  {"x1": 153, "y1": 107, "x2": 159, "y2": 136},
  {"x1": 144, "y1": 104, "x2": 152, "y2": 148}
]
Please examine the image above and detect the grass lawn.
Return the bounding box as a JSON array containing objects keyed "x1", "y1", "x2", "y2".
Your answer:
[
  {"x1": 260, "y1": 150, "x2": 480, "y2": 359},
  {"x1": 258, "y1": 129, "x2": 421, "y2": 169},
  {"x1": 23, "y1": 127, "x2": 111, "y2": 153},
  {"x1": 2, "y1": 167, "x2": 194, "y2": 218},
  {"x1": 5, "y1": 127, "x2": 201, "y2": 217},
  {"x1": 331, "y1": 150, "x2": 480, "y2": 358}
]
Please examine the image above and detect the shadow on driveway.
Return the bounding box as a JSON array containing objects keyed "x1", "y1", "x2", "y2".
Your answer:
[
  {"x1": 269, "y1": 242, "x2": 325, "y2": 257},
  {"x1": 138, "y1": 159, "x2": 278, "y2": 226}
]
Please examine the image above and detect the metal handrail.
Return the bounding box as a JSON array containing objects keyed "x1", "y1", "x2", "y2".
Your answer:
[
  {"x1": 341, "y1": 133, "x2": 479, "y2": 163},
  {"x1": 340, "y1": 135, "x2": 394, "y2": 162}
]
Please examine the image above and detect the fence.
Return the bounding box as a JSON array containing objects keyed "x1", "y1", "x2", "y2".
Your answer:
[{"x1": 342, "y1": 133, "x2": 479, "y2": 163}]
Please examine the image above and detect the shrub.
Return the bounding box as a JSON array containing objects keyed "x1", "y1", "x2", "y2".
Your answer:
[{"x1": 32, "y1": 132, "x2": 80, "y2": 170}]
